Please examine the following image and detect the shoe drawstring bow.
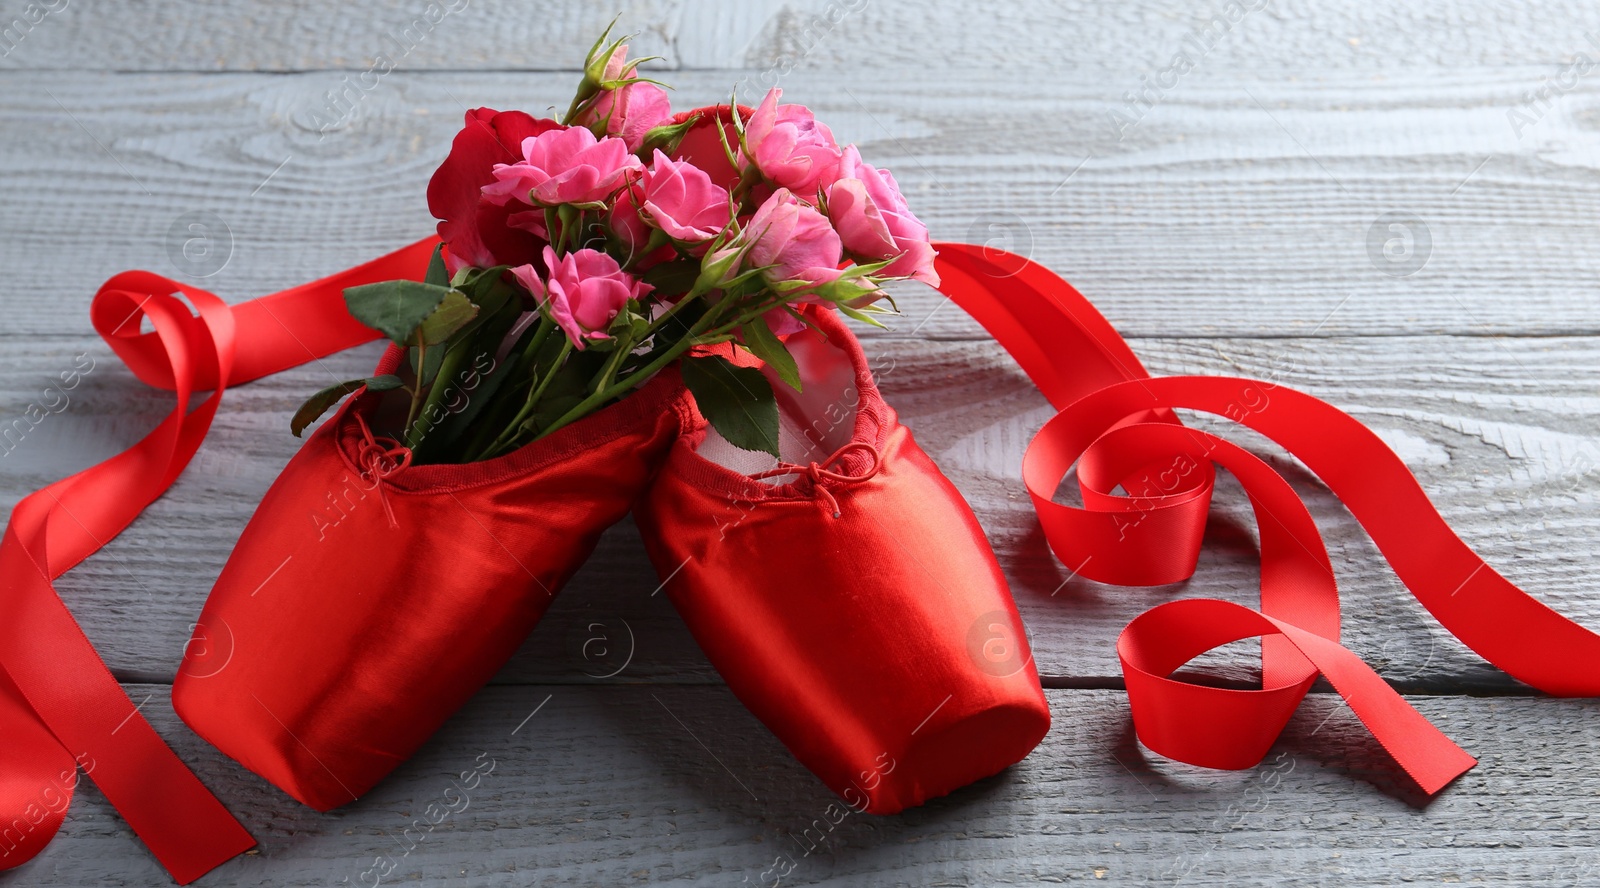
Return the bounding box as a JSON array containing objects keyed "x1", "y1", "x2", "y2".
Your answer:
[
  {"x1": 750, "y1": 441, "x2": 882, "y2": 519},
  {"x1": 354, "y1": 412, "x2": 413, "y2": 529}
]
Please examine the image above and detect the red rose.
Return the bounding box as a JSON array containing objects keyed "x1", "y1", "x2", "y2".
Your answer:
[
  {"x1": 667, "y1": 105, "x2": 749, "y2": 193},
  {"x1": 426, "y1": 107, "x2": 560, "y2": 269}
]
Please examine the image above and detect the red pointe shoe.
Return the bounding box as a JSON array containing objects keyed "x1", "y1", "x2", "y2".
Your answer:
[
  {"x1": 634, "y1": 309, "x2": 1050, "y2": 814},
  {"x1": 173, "y1": 345, "x2": 692, "y2": 811}
]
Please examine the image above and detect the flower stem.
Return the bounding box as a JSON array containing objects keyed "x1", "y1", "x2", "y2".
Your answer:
[
  {"x1": 561, "y1": 93, "x2": 588, "y2": 127},
  {"x1": 480, "y1": 337, "x2": 574, "y2": 459},
  {"x1": 458, "y1": 315, "x2": 555, "y2": 461},
  {"x1": 544, "y1": 207, "x2": 561, "y2": 256},
  {"x1": 403, "y1": 340, "x2": 427, "y2": 441},
  {"x1": 536, "y1": 292, "x2": 785, "y2": 440},
  {"x1": 590, "y1": 334, "x2": 633, "y2": 396},
  {"x1": 639, "y1": 291, "x2": 700, "y2": 339},
  {"x1": 537, "y1": 310, "x2": 721, "y2": 440},
  {"x1": 408, "y1": 338, "x2": 473, "y2": 453},
  {"x1": 517, "y1": 314, "x2": 555, "y2": 371}
]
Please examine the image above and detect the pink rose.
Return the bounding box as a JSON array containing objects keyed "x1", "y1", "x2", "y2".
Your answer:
[
  {"x1": 826, "y1": 146, "x2": 939, "y2": 286},
  {"x1": 608, "y1": 152, "x2": 730, "y2": 267},
  {"x1": 744, "y1": 188, "x2": 843, "y2": 288},
  {"x1": 512, "y1": 247, "x2": 652, "y2": 349},
  {"x1": 483, "y1": 126, "x2": 642, "y2": 208},
  {"x1": 577, "y1": 82, "x2": 674, "y2": 152},
  {"x1": 636, "y1": 150, "x2": 730, "y2": 243},
  {"x1": 606, "y1": 185, "x2": 653, "y2": 257},
  {"x1": 741, "y1": 89, "x2": 842, "y2": 197}
]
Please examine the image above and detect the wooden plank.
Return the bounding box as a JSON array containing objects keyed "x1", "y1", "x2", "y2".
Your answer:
[
  {"x1": 12, "y1": 683, "x2": 1600, "y2": 885},
  {"x1": 7, "y1": 3, "x2": 1598, "y2": 884},
  {"x1": 4, "y1": 0, "x2": 1600, "y2": 73},
  {"x1": 5, "y1": 334, "x2": 1595, "y2": 690},
  {"x1": 0, "y1": 70, "x2": 1597, "y2": 340}
]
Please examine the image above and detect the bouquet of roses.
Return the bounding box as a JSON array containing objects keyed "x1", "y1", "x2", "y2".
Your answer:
[
  {"x1": 174, "y1": 24, "x2": 1046, "y2": 823},
  {"x1": 293, "y1": 24, "x2": 938, "y2": 463}
]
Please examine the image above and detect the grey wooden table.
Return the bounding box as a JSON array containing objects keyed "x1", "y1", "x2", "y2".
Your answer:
[{"x1": 3, "y1": 1, "x2": 1599, "y2": 885}]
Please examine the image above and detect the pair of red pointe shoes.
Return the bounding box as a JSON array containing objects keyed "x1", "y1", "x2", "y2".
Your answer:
[{"x1": 174, "y1": 308, "x2": 1049, "y2": 815}]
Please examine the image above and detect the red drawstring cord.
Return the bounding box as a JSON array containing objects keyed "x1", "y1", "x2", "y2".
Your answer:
[
  {"x1": 354, "y1": 412, "x2": 413, "y2": 528},
  {"x1": 751, "y1": 441, "x2": 882, "y2": 518}
]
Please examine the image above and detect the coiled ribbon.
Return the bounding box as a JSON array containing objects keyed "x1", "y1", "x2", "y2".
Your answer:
[
  {"x1": 0, "y1": 235, "x2": 1593, "y2": 881},
  {"x1": 0, "y1": 239, "x2": 434, "y2": 882},
  {"x1": 933, "y1": 240, "x2": 1599, "y2": 794}
]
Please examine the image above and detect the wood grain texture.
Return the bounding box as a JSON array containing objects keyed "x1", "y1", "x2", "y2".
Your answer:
[
  {"x1": 5, "y1": 1, "x2": 1600, "y2": 883},
  {"x1": 4, "y1": 0, "x2": 1600, "y2": 73},
  {"x1": 0, "y1": 70, "x2": 1598, "y2": 340},
  {"x1": 7, "y1": 684, "x2": 1599, "y2": 886},
  {"x1": 4, "y1": 334, "x2": 1595, "y2": 691}
]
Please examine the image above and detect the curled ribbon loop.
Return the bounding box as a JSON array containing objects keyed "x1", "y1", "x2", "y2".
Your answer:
[
  {"x1": 752, "y1": 441, "x2": 883, "y2": 517},
  {"x1": 931, "y1": 240, "x2": 1600, "y2": 794},
  {"x1": 0, "y1": 239, "x2": 437, "y2": 882}
]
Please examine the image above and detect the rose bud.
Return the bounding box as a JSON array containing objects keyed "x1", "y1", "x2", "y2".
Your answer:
[{"x1": 826, "y1": 146, "x2": 939, "y2": 286}]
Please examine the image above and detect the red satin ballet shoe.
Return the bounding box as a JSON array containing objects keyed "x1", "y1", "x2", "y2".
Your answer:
[
  {"x1": 633, "y1": 308, "x2": 1051, "y2": 814},
  {"x1": 173, "y1": 345, "x2": 692, "y2": 811}
]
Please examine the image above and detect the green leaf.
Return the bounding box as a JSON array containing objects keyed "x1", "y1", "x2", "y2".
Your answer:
[
  {"x1": 425, "y1": 291, "x2": 531, "y2": 450},
  {"x1": 290, "y1": 375, "x2": 402, "y2": 438},
  {"x1": 344, "y1": 280, "x2": 455, "y2": 345},
  {"x1": 409, "y1": 268, "x2": 515, "y2": 413},
  {"x1": 412, "y1": 289, "x2": 479, "y2": 346},
  {"x1": 424, "y1": 244, "x2": 449, "y2": 288},
  {"x1": 738, "y1": 315, "x2": 801, "y2": 392},
  {"x1": 680, "y1": 355, "x2": 779, "y2": 458}
]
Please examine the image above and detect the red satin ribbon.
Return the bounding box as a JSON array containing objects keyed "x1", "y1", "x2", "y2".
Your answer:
[
  {"x1": 932, "y1": 240, "x2": 1600, "y2": 793},
  {"x1": 6, "y1": 233, "x2": 1595, "y2": 879},
  {"x1": 0, "y1": 238, "x2": 436, "y2": 882}
]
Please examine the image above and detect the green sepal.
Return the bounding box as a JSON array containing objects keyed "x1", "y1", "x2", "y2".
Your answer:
[
  {"x1": 607, "y1": 299, "x2": 653, "y2": 341},
  {"x1": 636, "y1": 114, "x2": 698, "y2": 158},
  {"x1": 836, "y1": 301, "x2": 891, "y2": 329}
]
